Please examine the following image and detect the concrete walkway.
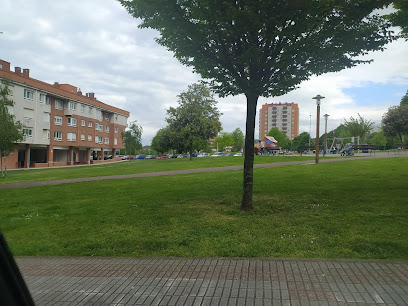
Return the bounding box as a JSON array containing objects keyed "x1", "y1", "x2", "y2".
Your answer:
[
  {"x1": 1, "y1": 153, "x2": 407, "y2": 190},
  {"x1": 17, "y1": 256, "x2": 408, "y2": 305}
]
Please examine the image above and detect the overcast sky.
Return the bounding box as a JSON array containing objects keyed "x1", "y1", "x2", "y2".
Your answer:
[{"x1": 1, "y1": 0, "x2": 407, "y2": 145}]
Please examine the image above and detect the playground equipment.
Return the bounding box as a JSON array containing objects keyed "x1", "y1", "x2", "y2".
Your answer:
[{"x1": 340, "y1": 143, "x2": 354, "y2": 156}]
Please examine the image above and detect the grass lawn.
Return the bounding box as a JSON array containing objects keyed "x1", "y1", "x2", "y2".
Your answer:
[
  {"x1": 0, "y1": 155, "x2": 322, "y2": 185},
  {"x1": 1, "y1": 157, "x2": 407, "y2": 259}
]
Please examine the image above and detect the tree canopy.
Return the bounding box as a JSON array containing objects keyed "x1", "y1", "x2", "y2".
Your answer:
[
  {"x1": 231, "y1": 128, "x2": 244, "y2": 152},
  {"x1": 0, "y1": 80, "x2": 24, "y2": 177},
  {"x1": 215, "y1": 132, "x2": 234, "y2": 152},
  {"x1": 121, "y1": 120, "x2": 143, "y2": 156},
  {"x1": 166, "y1": 83, "x2": 222, "y2": 159},
  {"x1": 388, "y1": 0, "x2": 408, "y2": 37},
  {"x1": 119, "y1": 0, "x2": 396, "y2": 210},
  {"x1": 343, "y1": 114, "x2": 375, "y2": 143},
  {"x1": 382, "y1": 104, "x2": 408, "y2": 143},
  {"x1": 400, "y1": 90, "x2": 408, "y2": 106},
  {"x1": 291, "y1": 132, "x2": 311, "y2": 152},
  {"x1": 267, "y1": 127, "x2": 290, "y2": 149},
  {"x1": 151, "y1": 127, "x2": 173, "y2": 155}
]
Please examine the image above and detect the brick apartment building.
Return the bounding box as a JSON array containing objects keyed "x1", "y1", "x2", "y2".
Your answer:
[
  {"x1": 259, "y1": 102, "x2": 299, "y2": 141},
  {"x1": 0, "y1": 59, "x2": 129, "y2": 169}
]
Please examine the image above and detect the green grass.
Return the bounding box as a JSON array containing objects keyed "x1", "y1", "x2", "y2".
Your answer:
[
  {"x1": 0, "y1": 155, "x2": 321, "y2": 185},
  {"x1": 1, "y1": 157, "x2": 407, "y2": 259}
]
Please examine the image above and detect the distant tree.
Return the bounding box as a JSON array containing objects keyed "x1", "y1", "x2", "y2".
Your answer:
[
  {"x1": 0, "y1": 80, "x2": 24, "y2": 178},
  {"x1": 382, "y1": 105, "x2": 408, "y2": 143},
  {"x1": 291, "y1": 132, "x2": 310, "y2": 152},
  {"x1": 343, "y1": 114, "x2": 375, "y2": 143},
  {"x1": 215, "y1": 132, "x2": 234, "y2": 152},
  {"x1": 119, "y1": 0, "x2": 395, "y2": 211},
  {"x1": 267, "y1": 128, "x2": 290, "y2": 149},
  {"x1": 369, "y1": 130, "x2": 387, "y2": 148},
  {"x1": 151, "y1": 127, "x2": 173, "y2": 155},
  {"x1": 166, "y1": 83, "x2": 222, "y2": 160},
  {"x1": 231, "y1": 128, "x2": 244, "y2": 152},
  {"x1": 121, "y1": 121, "x2": 143, "y2": 156},
  {"x1": 400, "y1": 90, "x2": 408, "y2": 106}
]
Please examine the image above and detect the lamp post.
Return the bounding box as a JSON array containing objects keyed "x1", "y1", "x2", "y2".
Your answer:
[
  {"x1": 323, "y1": 114, "x2": 330, "y2": 156},
  {"x1": 312, "y1": 95, "x2": 325, "y2": 164}
]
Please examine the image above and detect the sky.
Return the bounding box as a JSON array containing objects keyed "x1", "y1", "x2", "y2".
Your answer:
[{"x1": 1, "y1": 0, "x2": 407, "y2": 145}]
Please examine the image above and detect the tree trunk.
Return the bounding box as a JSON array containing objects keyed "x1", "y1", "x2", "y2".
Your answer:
[
  {"x1": 1, "y1": 152, "x2": 3, "y2": 177},
  {"x1": 4, "y1": 156, "x2": 7, "y2": 178},
  {"x1": 240, "y1": 93, "x2": 259, "y2": 211},
  {"x1": 189, "y1": 140, "x2": 193, "y2": 161}
]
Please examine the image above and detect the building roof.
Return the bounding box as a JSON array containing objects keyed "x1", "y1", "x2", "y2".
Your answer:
[{"x1": 0, "y1": 59, "x2": 129, "y2": 117}]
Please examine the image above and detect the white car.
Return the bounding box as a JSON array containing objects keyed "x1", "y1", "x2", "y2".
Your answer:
[
  {"x1": 234, "y1": 153, "x2": 243, "y2": 156},
  {"x1": 211, "y1": 152, "x2": 225, "y2": 157},
  {"x1": 197, "y1": 153, "x2": 210, "y2": 157}
]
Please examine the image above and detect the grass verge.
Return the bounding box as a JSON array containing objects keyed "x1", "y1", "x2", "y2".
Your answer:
[{"x1": 1, "y1": 158, "x2": 407, "y2": 259}]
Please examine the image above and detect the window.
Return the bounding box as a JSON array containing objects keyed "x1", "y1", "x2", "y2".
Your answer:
[
  {"x1": 69, "y1": 102, "x2": 77, "y2": 111},
  {"x1": 39, "y1": 94, "x2": 46, "y2": 103},
  {"x1": 105, "y1": 137, "x2": 109, "y2": 144},
  {"x1": 88, "y1": 121, "x2": 93, "y2": 127},
  {"x1": 114, "y1": 126, "x2": 118, "y2": 133},
  {"x1": 67, "y1": 132, "x2": 76, "y2": 141},
  {"x1": 24, "y1": 89, "x2": 34, "y2": 100},
  {"x1": 81, "y1": 104, "x2": 85, "y2": 113},
  {"x1": 88, "y1": 107, "x2": 93, "y2": 115},
  {"x1": 105, "y1": 113, "x2": 110, "y2": 121},
  {"x1": 67, "y1": 117, "x2": 77, "y2": 127},
  {"x1": 114, "y1": 138, "x2": 118, "y2": 145},
  {"x1": 95, "y1": 123, "x2": 103, "y2": 132},
  {"x1": 23, "y1": 108, "x2": 34, "y2": 120},
  {"x1": 99, "y1": 110, "x2": 103, "y2": 119},
  {"x1": 43, "y1": 112, "x2": 50, "y2": 122},
  {"x1": 23, "y1": 128, "x2": 33, "y2": 137},
  {"x1": 95, "y1": 136, "x2": 103, "y2": 144},
  {"x1": 81, "y1": 133, "x2": 85, "y2": 141},
  {"x1": 54, "y1": 116, "x2": 62, "y2": 125},
  {"x1": 115, "y1": 115, "x2": 118, "y2": 121},
  {"x1": 105, "y1": 126, "x2": 109, "y2": 133},
  {"x1": 88, "y1": 134, "x2": 92, "y2": 141},
  {"x1": 55, "y1": 100, "x2": 63, "y2": 110},
  {"x1": 81, "y1": 120, "x2": 85, "y2": 126},
  {"x1": 46, "y1": 97, "x2": 51, "y2": 105},
  {"x1": 42, "y1": 129, "x2": 50, "y2": 139},
  {"x1": 54, "y1": 131, "x2": 62, "y2": 141}
]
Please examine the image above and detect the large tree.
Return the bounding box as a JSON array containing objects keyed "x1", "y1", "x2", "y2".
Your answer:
[
  {"x1": 231, "y1": 128, "x2": 244, "y2": 152},
  {"x1": 121, "y1": 120, "x2": 143, "y2": 156},
  {"x1": 343, "y1": 114, "x2": 375, "y2": 143},
  {"x1": 0, "y1": 81, "x2": 24, "y2": 178},
  {"x1": 166, "y1": 83, "x2": 222, "y2": 160},
  {"x1": 400, "y1": 90, "x2": 408, "y2": 106},
  {"x1": 267, "y1": 128, "x2": 290, "y2": 150},
  {"x1": 388, "y1": 0, "x2": 408, "y2": 37},
  {"x1": 151, "y1": 127, "x2": 173, "y2": 155},
  {"x1": 382, "y1": 104, "x2": 408, "y2": 143},
  {"x1": 291, "y1": 132, "x2": 311, "y2": 152},
  {"x1": 119, "y1": 0, "x2": 395, "y2": 210},
  {"x1": 215, "y1": 132, "x2": 234, "y2": 152}
]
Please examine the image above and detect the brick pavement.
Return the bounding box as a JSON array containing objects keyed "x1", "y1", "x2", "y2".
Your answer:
[{"x1": 17, "y1": 256, "x2": 408, "y2": 305}]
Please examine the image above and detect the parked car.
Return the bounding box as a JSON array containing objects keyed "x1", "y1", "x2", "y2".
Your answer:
[
  {"x1": 145, "y1": 155, "x2": 156, "y2": 159},
  {"x1": 211, "y1": 152, "x2": 225, "y2": 157},
  {"x1": 135, "y1": 154, "x2": 145, "y2": 159},
  {"x1": 177, "y1": 154, "x2": 188, "y2": 158},
  {"x1": 197, "y1": 153, "x2": 210, "y2": 157},
  {"x1": 121, "y1": 155, "x2": 130, "y2": 160},
  {"x1": 157, "y1": 155, "x2": 167, "y2": 159},
  {"x1": 104, "y1": 155, "x2": 112, "y2": 160},
  {"x1": 234, "y1": 153, "x2": 243, "y2": 156},
  {"x1": 225, "y1": 153, "x2": 235, "y2": 157},
  {"x1": 167, "y1": 154, "x2": 178, "y2": 158}
]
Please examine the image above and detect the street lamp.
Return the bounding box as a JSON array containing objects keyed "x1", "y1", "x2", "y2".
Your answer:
[
  {"x1": 323, "y1": 114, "x2": 330, "y2": 156},
  {"x1": 312, "y1": 95, "x2": 325, "y2": 164}
]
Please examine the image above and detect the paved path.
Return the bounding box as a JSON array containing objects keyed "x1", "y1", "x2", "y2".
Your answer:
[
  {"x1": 17, "y1": 256, "x2": 408, "y2": 305},
  {"x1": 1, "y1": 153, "x2": 407, "y2": 190}
]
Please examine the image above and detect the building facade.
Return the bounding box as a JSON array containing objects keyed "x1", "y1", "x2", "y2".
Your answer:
[
  {"x1": 259, "y1": 102, "x2": 299, "y2": 141},
  {"x1": 0, "y1": 59, "x2": 129, "y2": 169}
]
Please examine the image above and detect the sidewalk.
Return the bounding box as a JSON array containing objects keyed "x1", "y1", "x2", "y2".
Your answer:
[{"x1": 17, "y1": 256, "x2": 408, "y2": 305}]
